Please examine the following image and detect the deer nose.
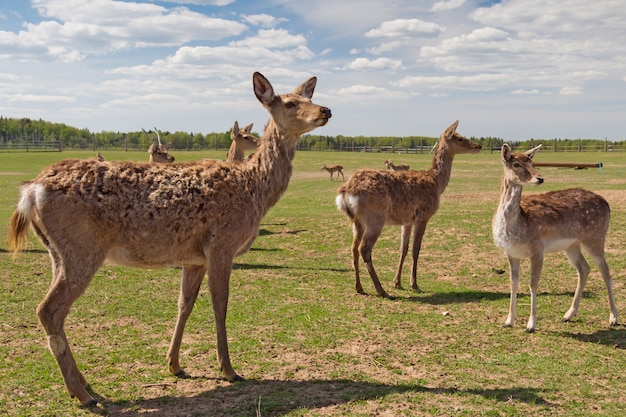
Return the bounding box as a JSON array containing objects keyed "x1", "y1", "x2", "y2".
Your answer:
[
  {"x1": 536, "y1": 177, "x2": 544, "y2": 184},
  {"x1": 321, "y1": 107, "x2": 332, "y2": 118}
]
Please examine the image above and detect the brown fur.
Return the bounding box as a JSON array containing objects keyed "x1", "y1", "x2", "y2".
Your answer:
[
  {"x1": 226, "y1": 121, "x2": 259, "y2": 163},
  {"x1": 9, "y1": 72, "x2": 331, "y2": 405},
  {"x1": 384, "y1": 159, "x2": 409, "y2": 171},
  {"x1": 336, "y1": 121, "x2": 481, "y2": 298},
  {"x1": 493, "y1": 144, "x2": 618, "y2": 332},
  {"x1": 321, "y1": 164, "x2": 344, "y2": 181}
]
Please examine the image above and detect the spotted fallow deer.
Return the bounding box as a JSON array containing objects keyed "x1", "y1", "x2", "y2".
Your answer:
[
  {"x1": 336, "y1": 121, "x2": 481, "y2": 298},
  {"x1": 144, "y1": 127, "x2": 175, "y2": 163},
  {"x1": 321, "y1": 164, "x2": 344, "y2": 181},
  {"x1": 226, "y1": 121, "x2": 259, "y2": 163},
  {"x1": 9, "y1": 72, "x2": 331, "y2": 405},
  {"x1": 384, "y1": 159, "x2": 409, "y2": 171},
  {"x1": 493, "y1": 144, "x2": 618, "y2": 332}
]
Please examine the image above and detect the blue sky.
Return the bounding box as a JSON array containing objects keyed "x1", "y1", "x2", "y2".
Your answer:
[{"x1": 1, "y1": 0, "x2": 625, "y2": 141}]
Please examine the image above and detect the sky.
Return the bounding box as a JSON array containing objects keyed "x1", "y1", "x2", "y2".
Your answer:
[{"x1": 1, "y1": 0, "x2": 625, "y2": 141}]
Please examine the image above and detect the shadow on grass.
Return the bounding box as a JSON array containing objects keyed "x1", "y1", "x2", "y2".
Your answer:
[
  {"x1": 400, "y1": 290, "x2": 511, "y2": 304},
  {"x1": 554, "y1": 327, "x2": 626, "y2": 349},
  {"x1": 90, "y1": 378, "x2": 551, "y2": 416}
]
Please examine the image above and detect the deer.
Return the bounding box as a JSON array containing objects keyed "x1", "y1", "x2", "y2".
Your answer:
[
  {"x1": 144, "y1": 127, "x2": 175, "y2": 163},
  {"x1": 321, "y1": 164, "x2": 345, "y2": 181},
  {"x1": 492, "y1": 144, "x2": 619, "y2": 333},
  {"x1": 384, "y1": 159, "x2": 409, "y2": 171},
  {"x1": 226, "y1": 121, "x2": 259, "y2": 163},
  {"x1": 8, "y1": 72, "x2": 331, "y2": 406},
  {"x1": 336, "y1": 121, "x2": 481, "y2": 298}
]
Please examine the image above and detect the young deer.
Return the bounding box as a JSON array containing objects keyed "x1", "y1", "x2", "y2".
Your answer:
[
  {"x1": 336, "y1": 121, "x2": 481, "y2": 298},
  {"x1": 145, "y1": 127, "x2": 175, "y2": 163},
  {"x1": 321, "y1": 164, "x2": 344, "y2": 180},
  {"x1": 226, "y1": 121, "x2": 259, "y2": 163},
  {"x1": 493, "y1": 144, "x2": 618, "y2": 332},
  {"x1": 384, "y1": 159, "x2": 409, "y2": 171},
  {"x1": 9, "y1": 72, "x2": 331, "y2": 405}
]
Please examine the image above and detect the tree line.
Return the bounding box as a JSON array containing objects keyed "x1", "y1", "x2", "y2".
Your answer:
[{"x1": 1, "y1": 116, "x2": 624, "y2": 152}]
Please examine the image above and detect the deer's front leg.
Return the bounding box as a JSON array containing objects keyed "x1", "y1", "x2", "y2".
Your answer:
[
  {"x1": 167, "y1": 265, "x2": 206, "y2": 377},
  {"x1": 526, "y1": 254, "x2": 544, "y2": 333},
  {"x1": 409, "y1": 221, "x2": 427, "y2": 293},
  {"x1": 504, "y1": 256, "x2": 520, "y2": 328},
  {"x1": 207, "y1": 253, "x2": 242, "y2": 382},
  {"x1": 393, "y1": 224, "x2": 411, "y2": 289}
]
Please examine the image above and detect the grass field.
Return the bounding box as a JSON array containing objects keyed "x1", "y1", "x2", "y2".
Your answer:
[{"x1": 1, "y1": 148, "x2": 624, "y2": 416}]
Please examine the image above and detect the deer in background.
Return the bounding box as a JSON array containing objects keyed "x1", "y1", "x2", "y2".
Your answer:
[
  {"x1": 9, "y1": 72, "x2": 331, "y2": 405},
  {"x1": 144, "y1": 127, "x2": 175, "y2": 163},
  {"x1": 321, "y1": 164, "x2": 344, "y2": 181},
  {"x1": 336, "y1": 121, "x2": 481, "y2": 298},
  {"x1": 493, "y1": 144, "x2": 618, "y2": 332},
  {"x1": 226, "y1": 121, "x2": 260, "y2": 163},
  {"x1": 384, "y1": 159, "x2": 409, "y2": 171}
]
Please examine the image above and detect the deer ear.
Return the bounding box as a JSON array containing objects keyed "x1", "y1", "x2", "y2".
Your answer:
[
  {"x1": 526, "y1": 144, "x2": 542, "y2": 159},
  {"x1": 243, "y1": 123, "x2": 253, "y2": 133},
  {"x1": 294, "y1": 76, "x2": 317, "y2": 98},
  {"x1": 253, "y1": 72, "x2": 275, "y2": 105},
  {"x1": 231, "y1": 121, "x2": 239, "y2": 138},
  {"x1": 501, "y1": 144, "x2": 512, "y2": 162},
  {"x1": 443, "y1": 120, "x2": 459, "y2": 139}
]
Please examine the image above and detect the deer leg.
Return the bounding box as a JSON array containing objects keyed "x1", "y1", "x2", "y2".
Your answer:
[
  {"x1": 340, "y1": 171, "x2": 344, "y2": 180},
  {"x1": 206, "y1": 251, "x2": 242, "y2": 382},
  {"x1": 504, "y1": 256, "x2": 520, "y2": 328},
  {"x1": 526, "y1": 254, "x2": 544, "y2": 333},
  {"x1": 167, "y1": 265, "x2": 206, "y2": 377},
  {"x1": 409, "y1": 221, "x2": 427, "y2": 293},
  {"x1": 37, "y1": 249, "x2": 102, "y2": 405},
  {"x1": 587, "y1": 248, "x2": 619, "y2": 326},
  {"x1": 351, "y1": 221, "x2": 365, "y2": 294},
  {"x1": 562, "y1": 244, "x2": 589, "y2": 322},
  {"x1": 393, "y1": 225, "x2": 411, "y2": 289},
  {"x1": 359, "y1": 224, "x2": 390, "y2": 298}
]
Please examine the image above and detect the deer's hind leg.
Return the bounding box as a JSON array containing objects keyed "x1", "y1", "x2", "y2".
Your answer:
[
  {"x1": 359, "y1": 220, "x2": 390, "y2": 298},
  {"x1": 562, "y1": 243, "x2": 590, "y2": 323},
  {"x1": 167, "y1": 265, "x2": 206, "y2": 377},
  {"x1": 351, "y1": 221, "x2": 365, "y2": 294},
  {"x1": 584, "y1": 243, "x2": 619, "y2": 326},
  {"x1": 36, "y1": 243, "x2": 104, "y2": 406}
]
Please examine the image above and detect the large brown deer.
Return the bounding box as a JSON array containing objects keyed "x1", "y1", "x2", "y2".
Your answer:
[
  {"x1": 336, "y1": 121, "x2": 481, "y2": 298},
  {"x1": 321, "y1": 164, "x2": 344, "y2": 180},
  {"x1": 384, "y1": 159, "x2": 409, "y2": 171},
  {"x1": 9, "y1": 72, "x2": 331, "y2": 405},
  {"x1": 144, "y1": 127, "x2": 175, "y2": 163},
  {"x1": 226, "y1": 121, "x2": 259, "y2": 163},
  {"x1": 493, "y1": 144, "x2": 618, "y2": 332}
]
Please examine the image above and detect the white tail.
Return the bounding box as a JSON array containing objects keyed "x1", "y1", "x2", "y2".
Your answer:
[
  {"x1": 143, "y1": 127, "x2": 175, "y2": 163},
  {"x1": 9, "y1": 72, "x2": 331, "y2": 405},
  {"x1": 321, "y1": 164, "x2": 344, "y2": 181},
  {"x1": 384, "y1": 159, "x2": 409, "y2": 171},
  {"x1": 336, "y1": 121, "x2": 482, "y2": 298},
  {"x1": 493, "y1": 144, "x2": 618, "y2": 332},
  {"x1": 226, "y1": 121, "x2": 259, "y2": 163}
]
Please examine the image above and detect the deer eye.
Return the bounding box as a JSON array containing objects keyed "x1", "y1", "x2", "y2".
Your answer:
[
  {"x1": 512, "y1": 162, "x2": 522, "y2": 168},
  {"x1": 284, "y1": 101, "x2": 297, "y2": 109}
]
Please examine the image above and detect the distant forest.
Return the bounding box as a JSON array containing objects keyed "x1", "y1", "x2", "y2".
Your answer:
[{"x1": 1, "y1": 116, "x2": 624, "y2": 152}]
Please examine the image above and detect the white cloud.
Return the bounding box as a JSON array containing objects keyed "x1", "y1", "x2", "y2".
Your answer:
[
  {"x1": 559, "y1": 86, "x2": 582, "y2": 95},
  {"x1": 431, "y1": 0, "x2": 466, "y2": 12},
  {"x1": 242, "y1": 13, "x2": 287, "y2": 29},
  {"x1": 511, "y1": 89, "x2": 541, "y2": 95},
  {"x1": 365, "y1": 19, "x2": 443, "y2": 38},
  {"x1": 346, "y1": 57, "x2": 402, "y2": 71}
]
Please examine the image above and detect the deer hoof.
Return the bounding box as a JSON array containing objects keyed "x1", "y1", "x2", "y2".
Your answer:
[
  {"x1": 174, "y1": 369, "x2": 191, "y2": 379},
  {"x1": 229, "y1": 374, "x2": 244, "y2": 382}
]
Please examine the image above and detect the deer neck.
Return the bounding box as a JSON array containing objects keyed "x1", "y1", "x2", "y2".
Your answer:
[
  {"x1": 246, "y1": 119, "x2": 297, "y2": 211},
  {"x1": 495, "y1": 176, "x2": 524, "y2": 229},
  {"x1": 429, "y1": 141, "x2": 455, "y2": 195}
]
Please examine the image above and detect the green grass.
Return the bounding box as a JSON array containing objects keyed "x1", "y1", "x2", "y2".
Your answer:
[{"x1": 0, "y1": 149, "x2": 624, "y2": 416}]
